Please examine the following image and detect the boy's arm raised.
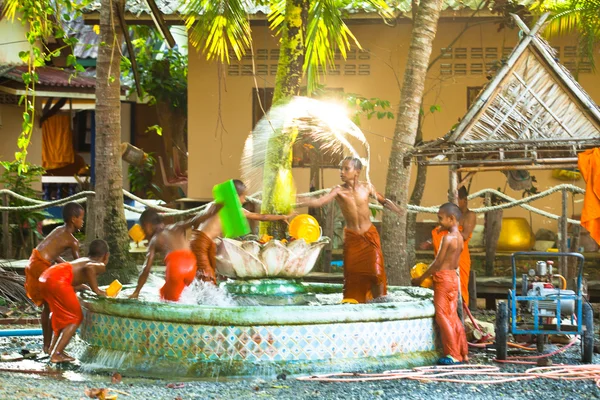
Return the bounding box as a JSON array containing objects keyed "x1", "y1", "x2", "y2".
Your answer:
[
  {"x1": 371, "y1": 185, "x2": 403, "y2": 216},
  {"x1": 296, "y1": 187, "x2": 339, "y2": 209},
  {"x1": 244, "y1": 208, "x2": 293, "y2": 222},
  {"x1": 129, "y1": 238, "x2": 157, "y2": 299},
  {"x1": 461, "y1": 211, "x2": 476, "y2": 241},
  {"x1": 185, "y1": 202, "x2": 223, "y2": 231}
]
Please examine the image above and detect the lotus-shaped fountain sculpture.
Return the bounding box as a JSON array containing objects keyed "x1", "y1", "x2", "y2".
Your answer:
[{"x1": 215, "y1": 238, "x2": 330, "y2": 279}]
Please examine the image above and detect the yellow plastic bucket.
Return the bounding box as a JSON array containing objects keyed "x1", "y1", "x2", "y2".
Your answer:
[
  {"x1": 289, "y1": 214, "x2": 321, "y2": 243},
  {"x1": 128, "y1": 224, "x2": 145, "y2": 243},
  {"x1": 411, "y1": 263, "x2": 433, "y2": 289},
  {"x1": 106, "y1": 280, "x2": 123, "y2": 298}
]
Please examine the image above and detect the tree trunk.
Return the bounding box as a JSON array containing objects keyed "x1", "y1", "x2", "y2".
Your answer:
[
  {"x1": 406, "y1": 112, "x2": 427, "y2": 269},
  {"x1": 259, "y1": 0, "x2": 308, "y2": 238},
  {"x1": 87, "y1": 0, "x2": 137, "y2": 284},
  {"x1": 383, "y1": 0, "x2": 444, "y2": 285}
]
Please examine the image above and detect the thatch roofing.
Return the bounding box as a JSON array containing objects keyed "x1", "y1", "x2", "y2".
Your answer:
[{"x1": 415, "y1": 13, "x2": 600, "y2": 166}]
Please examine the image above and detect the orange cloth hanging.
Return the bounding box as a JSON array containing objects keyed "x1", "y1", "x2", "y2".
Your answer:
[
  {"x1": 190, "y1": 231, "x2": 217, "y2": 285},
  {"x1": 42, "y1": 114, "x2": 74, "y2": 170},
  {"x1": 342, "y1": 225, "x2": 387, "y2": 303},
  {"x1": 432, "y1": 226, "x2": 472, "y2": 306},
  {"x1": 578, "y1": 148, "x2": 600, "y2": 245},
  {"x1": 160, "y1": 250, "x2": 197, "y2": 302},
  {"x1": 24, "y1": 249, "x2": 52, "y2": 306},
  {"x1": 39, "y1": 263, "x2": 83, "y2": 334},
  {"x1": 432, "y1": 269, "x2": 468, "y2": 362}
]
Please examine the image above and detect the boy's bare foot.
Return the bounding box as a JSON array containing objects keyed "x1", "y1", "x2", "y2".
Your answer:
[
  {"x1": 50, "y1": 352, "x2": 75, "y2": 363},
  {"x1": 43, "y1": 346, "x2": 51, "y2": 355}
]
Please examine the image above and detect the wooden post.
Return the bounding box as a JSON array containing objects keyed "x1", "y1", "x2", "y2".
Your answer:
[
  {"x1": 484, "y1": 193, "x2": 502, "y2": 277},
  {"x1": 469, "y1": 270, "x2": 477, "y2": 311},
  {"x1": 559, "y1": 189, "x2": 568, "y2": 278},
  {"x1": 448, "y1": 156, "x2": 459, "y2": 204},
  {"x1": 322, "y1": 202, "x2": 335, "y2": 274},
  {"x1": 2, "y1": 193, "x2": 12, "y2": 259}
]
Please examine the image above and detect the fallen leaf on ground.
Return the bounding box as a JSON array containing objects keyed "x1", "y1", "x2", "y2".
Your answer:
[
  {"x1": 84, "y1": 387, "x2": 108, "y2": 399},
  {"x1": 166, "y1": 383, "x2": 185, "y2": 389},
  {"x1": 111, "y1": 372, "x2": 122, "y2": 384}
]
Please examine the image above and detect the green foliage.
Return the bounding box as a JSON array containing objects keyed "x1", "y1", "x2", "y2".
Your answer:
[
  {"x1": 1, "y1": 0, "x2": 89, "y2": 172},
  {"x1": 127, "y1": 154, "x2": 162, "y2": 199},
  {"x1": 182, "y1": 0, "x2": 392, "y2": 94},
  {"x1": 0, "y1": 161, "x2": 49, "y2": 256},
  {"x1": 125, "y1": 27, "x2": 188, "y2": 111},
  {"x1": 344, "y1": 93, "x2": 394, "y2": 126}
]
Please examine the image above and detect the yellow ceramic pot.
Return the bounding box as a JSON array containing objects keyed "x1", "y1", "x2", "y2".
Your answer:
[
  {"x1": 411, "y1": 263, "x2": 433, "y2": 289},
  {"x1": 497, "y1": 217, "x2": 535, "y2": 251}
]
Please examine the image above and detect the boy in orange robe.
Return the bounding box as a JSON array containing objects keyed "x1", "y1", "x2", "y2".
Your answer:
[
  {"x1": 25, "y1": 202, "x2": 84, "y2": 354},
  {"x1": 430, "y1": 186, "x2": 475, "y2": 306},
  {"x1": 190, "y1": 179, "x2": 292, "y2": 285},
  {"x1": 40, "y1": 239, "x2": 109, "y2": 363},
  {"x1": 129, "y1": 205, "x2": 222, "y2": 302},
  {"x1": 412, "y1": 203, "x2": 469, "y2": 365},
  {"x1": 297, "y1": 157, "x2": 403, "y2": 303},
  {"x1": 578, "y1": 148, "x2": 600, "y2": 245}
]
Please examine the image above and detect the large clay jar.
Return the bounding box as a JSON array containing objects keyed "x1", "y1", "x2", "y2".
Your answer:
[{"x1": 497, "y1": 217, "x2": 535, "y2": 251}]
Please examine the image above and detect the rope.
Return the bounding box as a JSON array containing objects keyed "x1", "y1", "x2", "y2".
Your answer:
[{"x1": 0, "y1": 184, "x2": 586, "y2": 223}]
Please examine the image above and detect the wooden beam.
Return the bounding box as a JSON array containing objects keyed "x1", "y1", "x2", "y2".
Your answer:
[
  {"x1": 39, "y1": 97, "x2": 67, "y2": 127},
  {"x1": 559, "y1": 188, "x2": 569, "y2": 278},
  {"x1": 144, "y1": 0, "x2": 176, "y2": 49},
  {"x1": 448, "y1": 155, "x2": 458, "y2": 203},
  {"x1": 458, "y1": 163, "x2": 576, "y2": 173},
  {"x1": 116, "y1": 4, "x2": 143, "y2": 98},
  {"x1": 2, "y1": 193, "x2": 11, "y2": 259}
]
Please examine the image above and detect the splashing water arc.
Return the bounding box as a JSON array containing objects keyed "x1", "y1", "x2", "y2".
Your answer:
[{"x1": 241, "y1": 96, "x2": 372, "y2": 199}]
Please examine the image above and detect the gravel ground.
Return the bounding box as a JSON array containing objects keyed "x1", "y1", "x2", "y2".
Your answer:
[{"x1": 1, "y1": 332, "x2": 600, "y2": 400}]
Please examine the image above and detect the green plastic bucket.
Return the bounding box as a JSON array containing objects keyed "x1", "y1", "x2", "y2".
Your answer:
[{"x1": 213, "y1": 180, "x2": 250, "y2": 238}]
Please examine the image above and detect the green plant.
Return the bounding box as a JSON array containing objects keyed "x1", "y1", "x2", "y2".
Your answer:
[
  {"x1": 0, "y1": 161, "x2": 49, "y2": 258},
  {"x1": 128, "y1": 154, "x2": 161, "y2": 199}
]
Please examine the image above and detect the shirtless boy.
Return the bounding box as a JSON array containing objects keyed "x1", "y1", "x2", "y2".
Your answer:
[
  {"x1": 412, "y1": 203, "x2": 468, "y2": 365},
  {"x1": 39, "y1": 239, "x2": 109, "y2": 363},
  {"x1": 296, "y1": 157, "x2": 402, "y2": 303},
  {"x1": 190, "y1": 179, "x2": 292, "y2": 285},
  {"x1": 426, "y1": 186, "x2": 476, "y2": 306},
  {"x1": 25, "y1": 202, "x2": 84, "y2": 353},
  {"x1": 129, "y1": 204, "x2": 222, "y2": 301}
]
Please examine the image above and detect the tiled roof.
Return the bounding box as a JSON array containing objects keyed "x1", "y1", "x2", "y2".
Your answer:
[{"x1": 0, "y1": 65, "x2": 96, "y2": 89}]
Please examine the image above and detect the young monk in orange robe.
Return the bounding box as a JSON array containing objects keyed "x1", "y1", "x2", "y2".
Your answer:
[
  {"x1": 297, "y1": 157, "x2": 403, "y2": 303},
  {"x1": 25, "y1": 202, "x2": 84, "y2": 354},
  {"x1": 129, "y1": 205, "x2": 222, "y2": 302},
  {"x1": 40, "y1": 239, "x2": 109, "y2": 363},
  {"x1": 578, "y1": 148, "x2": 600, "y2": 245},
  {"x1": 430, "y1": 186, "x2": 476, "y2": 306},
  {"x1": 190, "y1": 179, "x2": 293, "y2": 285},
  {"x1": 412, "y1": 203, "x2": 469, "y2": 365}
]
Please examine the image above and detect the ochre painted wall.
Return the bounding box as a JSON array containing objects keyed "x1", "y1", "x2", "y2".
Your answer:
[{"x1": 187, "y1": 18, "x2": 599, "y2": 233}]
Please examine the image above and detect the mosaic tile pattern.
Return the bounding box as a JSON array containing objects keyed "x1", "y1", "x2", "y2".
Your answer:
[{"x1": 81, "y1": 310, "x2": 438, "y2": 362}]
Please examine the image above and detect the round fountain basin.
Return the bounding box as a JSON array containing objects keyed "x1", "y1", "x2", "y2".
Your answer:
[{"x1": 79, "y1": 284, "x2": 440, "y2": 378}]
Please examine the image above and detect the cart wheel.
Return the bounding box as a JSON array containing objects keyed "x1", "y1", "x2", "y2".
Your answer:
[
  {"x1": 536, "y1": 334, "x2": 546, "y2": 353},
  {"x1": 582, "y1": 302, "x2": 594, "y2": 364},
  {"x1": 496, "y1": 301, "x2": 508, "y2": 360}
]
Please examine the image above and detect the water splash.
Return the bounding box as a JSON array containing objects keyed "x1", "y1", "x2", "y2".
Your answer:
[{"x1": 241, "y1": 96, "x2": 372, "y2": 194}]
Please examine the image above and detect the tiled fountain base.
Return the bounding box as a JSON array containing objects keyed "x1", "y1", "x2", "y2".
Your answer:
[{"x1": 79, "y1": 285, "x2": 441, "y2": 378}]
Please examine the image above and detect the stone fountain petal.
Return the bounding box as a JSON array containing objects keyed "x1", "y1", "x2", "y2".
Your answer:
[
  {"x1": 220, "y1": 238, "x2": 267, "y2": 278},
  {"x1": 214, "y1": 239, "x2": 237, "y2": 278},
  {"x1": 302, "y1": 240, "x2": 329, "y2": 276},
  {"x1": 259, "y1": 240, "x2": 291, "y2": 276},
  {"x1": 282, "y1": 239, "x2": 310, "y2": 278},
  {"x1": 241, "y1": 241, "x2": 262, "y2": 259}
]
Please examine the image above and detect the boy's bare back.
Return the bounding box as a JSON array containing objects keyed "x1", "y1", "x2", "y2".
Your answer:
[
  {"x1": 152, "y1": 225, "x2": 191, "y2": 255},
  {"x1": 70, "y1": 258, "x2": 106, "y2": 290},
  {"x1": 437, "y1": 231, "x2": 464, "y2": 272},
  {"x1": 36, "y1": 226, "x2": 79, "y2": 263},
  {"x1": 193, "y1": 214, "x2": 222, "y2": 241}
]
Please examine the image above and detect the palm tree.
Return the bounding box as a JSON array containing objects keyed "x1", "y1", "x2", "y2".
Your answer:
[
  {"x1": 183, "y1": 0, "x2": 391, "y2": 237},
  {"x1": 383, "y1": 0, "x2": 445, "y2": 285},
  {"x1": 539, "y1": 0, "x2": 600, "y2": 69}
]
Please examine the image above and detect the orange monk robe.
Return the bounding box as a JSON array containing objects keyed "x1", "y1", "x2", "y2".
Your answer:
[
  {"x1": 578, "y1": 148, "x2": 600, "y2": 245},
  {"x1": 39, "y1": 263, "x2": 83, "y2": 334},
  {"x1": 432, "y1": 270, "x2": 469, "y2": 362},
  {"x1": 431, "y1": 226, "x2": 472, "y2": 306},
  {"x1": 343, "y1": 225, "x2": 387, "y2": 303},
  {"x1": 25, "y1": 249, "x2": 52, "y2": 306},
  {"x1": 190, "y1": 231, "x2": 217, "y2": 285},
  {"x1": 160, "y1": 250, "x2": 197, "y2": 302}
]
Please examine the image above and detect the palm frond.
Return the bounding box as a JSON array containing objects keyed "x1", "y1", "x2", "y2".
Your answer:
[{"x1": 183, "y1": 0, "x2": 252, "y2": 63}]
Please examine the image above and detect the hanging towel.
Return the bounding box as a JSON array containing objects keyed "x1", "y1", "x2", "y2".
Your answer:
[
  {"x1": 578, "y1": 148, "x2": 600, "y2": 245},
  {"x1": 42, "y1": 114, "x2": 74, "y2": 170}
]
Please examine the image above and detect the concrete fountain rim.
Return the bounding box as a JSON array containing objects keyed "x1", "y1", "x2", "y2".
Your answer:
[{"x1": 81, "y1": 283, "x2": 434, "y2": 325}]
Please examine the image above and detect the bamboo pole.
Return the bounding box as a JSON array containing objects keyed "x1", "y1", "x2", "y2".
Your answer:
[
  {"x1": 448, "y1": 155, "x2": 458, "y2": 204},
  {"x1": 322, "y1": 202, "x2": 335, "y2": 274},
  {"x1": 559, "y1": 189, "x2": 569, "y2": 277},
  {"x1": 423, "y1": 158, "x2": 578, "y2": 167},
  {"x1": 458, "y1": 163, "x2": 576, "y2": 173}
]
